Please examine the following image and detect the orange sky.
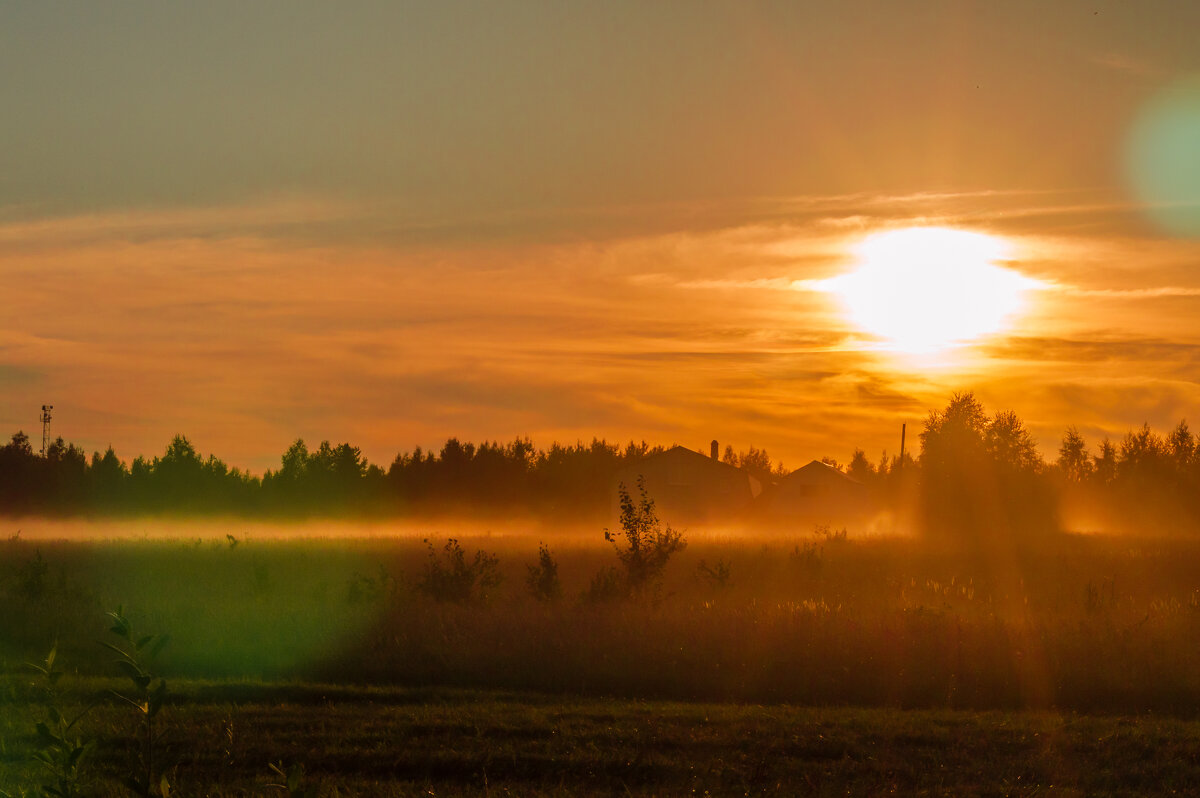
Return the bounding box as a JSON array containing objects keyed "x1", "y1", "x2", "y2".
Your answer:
[{"x1": 3, "y1": 3, "x2": 1200, "y2": 473}]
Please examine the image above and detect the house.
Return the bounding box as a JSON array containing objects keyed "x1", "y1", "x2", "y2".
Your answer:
[
  {"x1": 611, "y1": 442, "x2": 762, "y2": 524},
  {"x1": 757, "y1": 460, "x2": 871, "y2": 527}
]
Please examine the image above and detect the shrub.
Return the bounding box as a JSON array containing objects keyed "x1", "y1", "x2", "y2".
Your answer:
[
  {"x1": 417, "y1": 538, "x2": 502, "y2": 603},
  {"x1": 525, "y1": 542, "x2": 562, "y2": 603},
  {"x1": 697, "y1": 558, "x2": 732, "y2": 591},
  {"x1": 602, "y1": 477, "x2": 686, "y2": 597},
  {"x1": 102, "y1": 608, "x2": 171, "y2": 798},
  {"x1": 790, "y1": 542, "x2": 823, "y2": 576},
  {"x1": 582, "y1": 566, "x2": 626, "y2": 604},
  {"x1": 16, "y1": 549, "x2": 50, "y2": 601},
  {"x1": 346, "y1": 565, "x2": 397, "y2": 605},
  {"x1": 25, "y1": 645, "x2": 95, "y2": 798},
  {"x1": 813, "y1": 524, "x2": 847, "y2": 543}
]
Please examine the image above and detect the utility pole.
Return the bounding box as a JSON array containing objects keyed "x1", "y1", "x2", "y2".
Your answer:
[
  {"x1": 898, "y1": 423, "x2": 906, "y2": 473},
  {"x1": 40, "y1": 405, "x2": 52, "y2": 457}
]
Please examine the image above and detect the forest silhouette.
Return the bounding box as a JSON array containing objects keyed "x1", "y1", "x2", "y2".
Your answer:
[{"x1": 2, "y1": 392, "x2": 1199, "y2": 535}]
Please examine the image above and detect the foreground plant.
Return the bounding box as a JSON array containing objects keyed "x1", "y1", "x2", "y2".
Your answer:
[
  {"x1": 696, "y1": 558, "x2": 732, "y2": 591},
  {"x1": 17, "y1": 645, "x2": 96, "y2": 798},
  {"x1": 526, "y1": 542, "x2": 562, "y2": 602},
  {"x1": 418, "y1": 538, "x2": 502, "y2": 603},
  {"x1": 101, "y1": 608, "x2": 171, "y2": 798},
  {"x1": 602, "y1": 477, "x2": 686, "y2": 598},
  {"x1": 267, "y1": 761, "x2": 313, "y2": 798}
]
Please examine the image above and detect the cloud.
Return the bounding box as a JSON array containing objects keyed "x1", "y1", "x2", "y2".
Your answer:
[
  {"x1": 0, "y1": 186, "x2": 1136, "y2": 253},
  {"x1": 982, "y1": 335, "x2": 1200, "y2": 364},
  {"x1": 1089, "y1": 52, "x2": 1165, "y2": 81},
  {"x1": 0, "y1": 197, "x2": 367, "y2": 251},
  {"x1": 3, "y1": 188, "x2": 1200, "y2": 471},
  {"x1": 1047, "y1": 285, "x2": 1200, "y2": 299}
]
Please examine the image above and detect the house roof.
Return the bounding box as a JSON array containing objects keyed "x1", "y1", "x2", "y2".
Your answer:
[
  {"x1": 656, "y1": 445, "x2": 756, "y2": 475},
  {"x1": 781, "y1": 459, "x2": 864, "y2": 487},
  {"x1": 615, "y1": 445, "x2": 763, "y2": 496}
]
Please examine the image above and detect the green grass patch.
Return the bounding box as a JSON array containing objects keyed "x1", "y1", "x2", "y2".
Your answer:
[{"x1": 3, "y1": 679, "x2": 1200, "y2": 795}]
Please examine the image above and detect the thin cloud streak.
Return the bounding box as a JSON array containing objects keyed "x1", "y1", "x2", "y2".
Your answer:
[
  {"x1": 3, "y1": 188, "x2": 1200, "y2": 471},
  {"x1": 1046, "y1": 285, "x2": 1200, "y2": 298},
  {"x1": 0, "y1": 187, "x2": 1133, "y2": 251}
]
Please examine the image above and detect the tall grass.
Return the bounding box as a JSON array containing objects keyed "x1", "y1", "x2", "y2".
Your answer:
[{"x1": 3, "y1": 530, "x2": 1200, "y2": 713}]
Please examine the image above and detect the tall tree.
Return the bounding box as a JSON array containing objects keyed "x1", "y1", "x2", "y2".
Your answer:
[{"x1": 1056, "y1": 427, "x2": 1093, "y2": 483}]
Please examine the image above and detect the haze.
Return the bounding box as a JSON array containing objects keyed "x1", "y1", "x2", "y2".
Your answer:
[{"x1": 5, "y1": 1, "x2": 1200, "y2": 473}]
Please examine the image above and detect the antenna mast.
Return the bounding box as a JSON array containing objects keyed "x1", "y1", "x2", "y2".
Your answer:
[{"x1": 40, "y1": 405, "x2": 53, "y2": 456}]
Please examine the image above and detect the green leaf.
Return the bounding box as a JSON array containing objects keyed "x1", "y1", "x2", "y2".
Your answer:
[
  {"x1": 98, "y1": 640, "x2": 132, "y2": 660},
  {"x1": 107, "y1": 607, "x2": 132, "y2": 639},
  {"x1": 135, "y1": 634, "x2": 154, "y2": 651},
  {"x1": 114, "y1": 660, "x2": 153, "y2": 691},
  {"x1": 288, "y1": 763, "x2": 306, "y2": 792},
  {"x1": 148, "y1": 633, "x2": 171, "y2": 661},
  {"x1": 147, "y1": 680, "x2": 167, "y2": 718},
  {"x1": 34, "y1": 722, "x2": 55, "y2": 743},
  {"x1": 47, "y1": 705, "x2": 62, "y2": 725},
  {"x1": 114, "y1": 659, "x2": 145, "y2": 683},
  {"x1": 44, "y1": 645, "x2": 56, "y2": 671},
  {"x1": 160, "y1": 774, "x2": 172, "y2": 798},
  {"x1": 109, "y1": 689, "x2": 143, "y2": 710}
]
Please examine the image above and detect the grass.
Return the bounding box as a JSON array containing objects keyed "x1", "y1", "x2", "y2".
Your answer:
[
  {"x1": 4, "y1": 679, "x2": 1200, "y2": 795},
  {"x1": 3, "y1": 530, "x2": 1200, "y2": 712},
  {"x1": 4, "y1": 526, "x2": 1200, "y2": 792}
]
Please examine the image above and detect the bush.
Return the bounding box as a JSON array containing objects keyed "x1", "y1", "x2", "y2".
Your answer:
[
  {"x1": 525, "y1": 542, "x2": 562, "y2": 603},
  {"x1": 696, "y1": 558, "x2": 732, "y2": 591},
  {"x1": 790, "y1": 542, "x2": 823, "y2": 576},
  {"x1": 417, "y1": 538, "x2": 502, "y2": 604},
  {"x1": 602, "y1": 477, "x2": 686, "y2": 598},
  {"x1": 16, "y1": 548, "x2": 50, "y2": 601},
  {"x1": 346, "y1": 565, "x2": 397, "y2": 605},
  {"x1": 582, "y1": 566, "x2": 625, "y2": 604}
]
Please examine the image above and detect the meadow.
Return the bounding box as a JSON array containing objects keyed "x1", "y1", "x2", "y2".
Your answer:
[
  {"x1": 3, "y1": 523, "x2": 1200, "y2": 794},
  {"x1": 4, "y1": 680, "x2": 1200, "y2": 795}
]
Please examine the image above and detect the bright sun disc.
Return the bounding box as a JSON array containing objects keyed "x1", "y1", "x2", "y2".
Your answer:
[{"x1": 819, "y1": 227, "x2": 1037, "y2": 353}]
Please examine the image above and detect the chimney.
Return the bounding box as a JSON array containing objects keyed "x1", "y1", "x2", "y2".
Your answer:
[{"x1": 711, "y1": 440, "x2": 719, "y2": 460}]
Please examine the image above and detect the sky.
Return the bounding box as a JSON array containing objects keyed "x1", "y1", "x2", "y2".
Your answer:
[{"x1": 4, "y1": 0, "x2": 1200, "y2": 473}]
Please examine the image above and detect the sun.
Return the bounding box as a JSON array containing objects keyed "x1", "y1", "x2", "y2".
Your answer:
[{"x1": 817, "y1": 227, "x2": 1039, "y2": 354}]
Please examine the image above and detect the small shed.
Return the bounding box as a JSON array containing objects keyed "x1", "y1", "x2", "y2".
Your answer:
[{"x1": 611, "y1": 445, "x2": 762, "y2": 524}]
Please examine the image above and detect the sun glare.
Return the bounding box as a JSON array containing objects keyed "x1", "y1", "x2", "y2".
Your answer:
[{"x1": 818, "y1": 227, "x2": 1038, "y2": 354}]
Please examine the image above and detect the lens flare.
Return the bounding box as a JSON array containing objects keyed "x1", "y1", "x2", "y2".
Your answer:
[{"x1": 1127, "y1": 74, "x2": 1200, "y2": 238}]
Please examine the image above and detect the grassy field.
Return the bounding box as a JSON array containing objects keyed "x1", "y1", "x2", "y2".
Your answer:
[
  {"x1": 3, "y1": 679, "x2": 1200, "y2": 796},
  {"x1": 3, "y1": 525, "x2": 1200, "y2": 793},
  {"x1": 3, "y1": 529, "x2": 1200, "y2": 711}
]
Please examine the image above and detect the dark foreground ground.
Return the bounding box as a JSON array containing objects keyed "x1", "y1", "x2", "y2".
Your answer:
[{"x1": 2, "y1": 679, "x2": 1200, "y2": 797}]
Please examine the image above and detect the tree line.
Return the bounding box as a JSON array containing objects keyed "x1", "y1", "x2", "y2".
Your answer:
[
  {"x1": 0, "y1": 432, "x2": 681, "y2": 518},
  {"x1": 4, "y1": 393, "x2": 1200, "y2": 535},
  {"x1": 839, "y1": 392, "x2": 1200, "y2": 537}
]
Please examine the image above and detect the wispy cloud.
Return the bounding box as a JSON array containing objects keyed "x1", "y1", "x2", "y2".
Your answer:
[
  {"x1": 1046, "y1": 285, "x2": 1200, "y2": 298},
  {"x1": 3, "y1": 188, "x2": 1200, "y2": 470},
  {"x1": 0, "y1": 187, "x2": 1134, "y2": 252},
  {"x1": 1089, "y1": 52, "x2": 1165, "y2": 81}
]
